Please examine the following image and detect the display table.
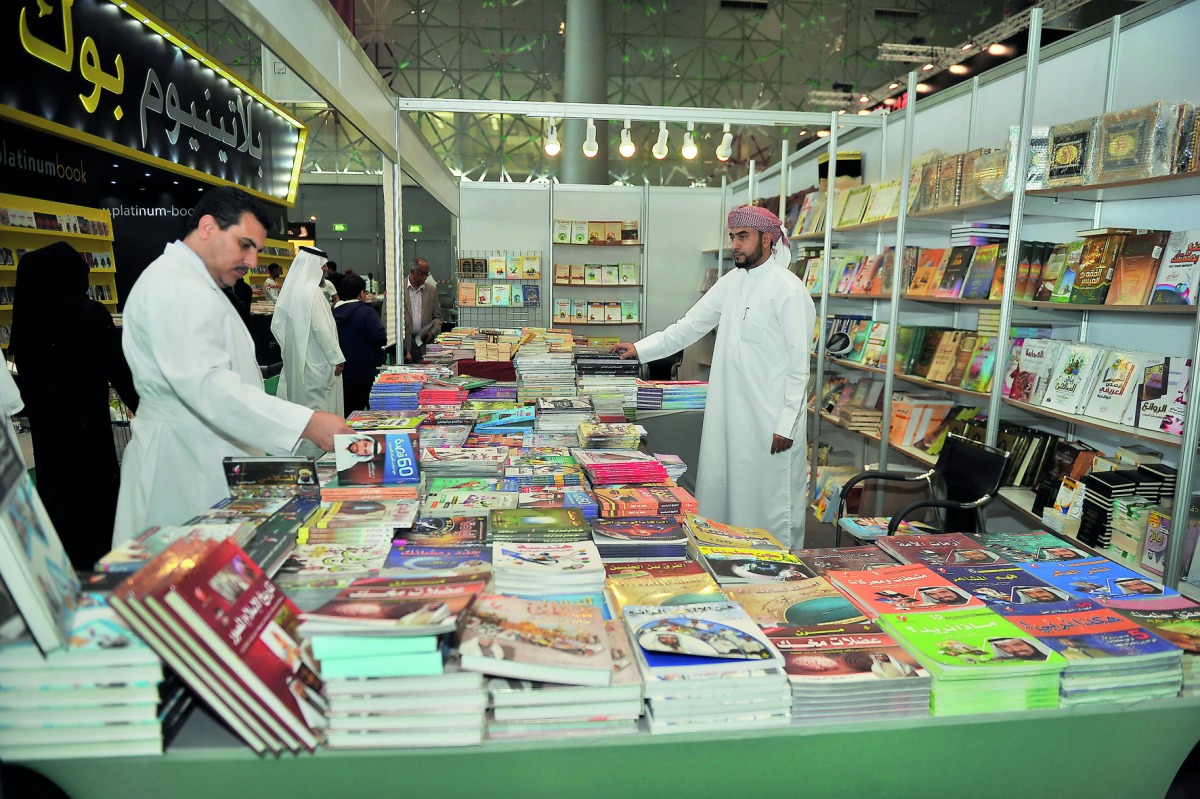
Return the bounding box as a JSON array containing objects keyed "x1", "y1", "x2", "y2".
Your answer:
[
  {"x1": 455, "y1": 358, "x2": 517, "y2": 382},
  {"x1": 28, "y1": 696, "x2": 1200, "y2": 798}
]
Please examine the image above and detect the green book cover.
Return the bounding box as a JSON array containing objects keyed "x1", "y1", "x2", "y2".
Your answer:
[
  {"x1": 1069, "y1": 235, "x2": 1124, "y2": 304},
  {"x1": 960, "y1": 336, "x2": 998, "y2": 393},
  {"x1": 959, "y1": 244, "x2": 1000, "y2": 300}
]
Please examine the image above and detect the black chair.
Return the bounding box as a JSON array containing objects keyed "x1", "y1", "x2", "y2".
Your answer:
[
  {"x1": 644, "y1": 351, "x2": 684, "y2": 381},
  {"x1": 834, "y1": 433, "x2": 1010, "y2": 546}
]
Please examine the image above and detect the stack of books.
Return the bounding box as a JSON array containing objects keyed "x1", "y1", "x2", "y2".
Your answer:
[
  {"x1": 593, "y1": 486, "x2": 698, "y2": 518},
  {"x1": 1110, "y1": 497, "x2": 1157, "y2": 564},
  {"x1": 419, "y1": 446, "x2": 509, "y2": 479},
  {"x1": 572, "y1": 449, "x2": 667, "y2": 485},
  {"x1": 635, "y1": 380, "x2": 708, "y2": 411},
  {"x1": 576, "y1": 422, "x2": 642, "y2": 450},
  {"x1": 369, "y1": 372, "x2": 427, "y2": 411},
  {"x1": 949, "y1": 222, "x2": 1009, "y2": 246},
  {"x1": 534, "y1": 396, "x2": 595, "y2": 434},
  {"x1": 654, "y1": 453, "x2": 688, "y2": 482},
  {"x1": 320, "y1": 669, "x2": 487, "y2": 748},
  {"x1": 764, "y1": 622, "x2": 932, "y2": 724},
  {"x1": 423, "y1": 490, "x2": 520, "y2": 518},
  {"x1": 694, "y1": 546, "x2": 811, "y2": 586},
  {"x1": 0, "y1": 590, "x2": 186, "y2": 760},
  {"x1": 516, "y1": 486, "x2": 601, "y2": 519},
  {"x1": 1115, "y1": 602, "x2": 1200, "y2": 697},
  {"x1": 417, "y1": 383, "x2": 469, "y2": 407},
  {"x1": 589, "y1": 518, "x2": 689, "y2": 560},
  {"x1": 418, "y1": 425, "x2": 473, "y2": 449},
  {"x1": 515, "y1": 352, "x2": 578, "y2": 405},
  {"x1": 574, "y1": 349, "x2": 640, "y2": 378},
  {"x1": 1077, "y1": 471, "x2": 1140, "y2": 549},
  {"x1": 491, "y1": 541, "x2": 605, "y2": 595},
  {"x1": 487, "y1": 508, "x2": 593, "y2": 544},
  {"x1": 879, "y1": 607, "x2": 1067, "y2": 715},
  {"x1": 621, "y1": 600, "x2": 791, "y2": 733},
  {"x1": 484, "y1": 617, "x2": 643, "y2": 740},
  {"x1": 683, "y1": 514, "x2": 787, "y2": 551}
]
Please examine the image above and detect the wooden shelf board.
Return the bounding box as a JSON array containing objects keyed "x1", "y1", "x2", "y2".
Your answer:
[
  {"x1": 0, "y1": 225, "x2": 112, "y2": 242},
  {"x1": 551, "y1": 283, "x2": 643, "y2": 288},
  {"x1": 901, "y1": 293, "x2": 1001, "y2": 307},
  {"x1": 894, "y1": 372, "x2": 992, "y2": 400},
  {"x1": 1027, "y1": 171, "x2": 1200, "y2": 203},
  {"x1": 1014, "y1": 300, "x2": 1197, "y2": 314},
  {"x1": 554, "y1": 321, "x2": 641, "y2": 326},
  {"x1": 1002, "y1": 397, "x2": 1183, "y2": 448},
  {"x1": 554, "y1": 241, "x2": 642, "y2": 247}
]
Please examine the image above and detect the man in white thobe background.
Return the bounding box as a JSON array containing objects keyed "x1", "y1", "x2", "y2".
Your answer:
[
  {"x1": 613, "y1": 205, "x2": 815, "y2": 549},
  {"x1": 272, "y1": 246, "x2": 346, "y2": 425}
]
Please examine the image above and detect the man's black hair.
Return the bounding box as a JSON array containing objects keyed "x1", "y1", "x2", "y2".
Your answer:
[
  {"x1": 341, "y1": 274, "x2": 366, "y2": 298},
  {"x1": 186, "y1": 186, "x2": 272, "y2": 234}
]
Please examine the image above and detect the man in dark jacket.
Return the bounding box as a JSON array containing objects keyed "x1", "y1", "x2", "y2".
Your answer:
[{"x1": 332, "y1": 274, "x2": 386, "y2": 414}]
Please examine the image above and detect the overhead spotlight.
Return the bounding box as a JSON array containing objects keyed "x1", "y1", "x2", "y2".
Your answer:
[
  {"x1": 680, "y1": 122, "x2": 698, "y2": 160},
  {"x1": 921, "y1": 62, "x2": 935, "y2": 71},
  {"x1": 837, "y1": 109, "x2": 847, "y2": 116},
  {"x1": 916, "y1": 82, "x2": 932, "y2": 93},
  {"x1": 960, "y1": 40, "x2": 976, "y2": 52},
  {"x1": 883, "y1": 97, "x2": 897, "y2": 106},
  {"x1": 816, "y1": 130, "x2": 830, "y2": 138},
  {"x1": 948, "y1": 64, "x2": 968, "y2": 75},
  {"x1": 715, "y1": 122, "x2": 733, "y2": 162},
  {"x1": 857, "y1": 109, "x2": 871, "y2": 116},
  {"x1": 858, "y1": 95, "x2": 870, "y2": 104},
  {"x1": 618, "y1": 119, "x2": 636, "y2": 158},
  {"x1": 582, "y1": 118, "x2": 599, "y2": 158},
  {"x1": 543, "y1": 122, "x2": 561, "y2": 156},
  {"x1": 798, "y1": 129, "x2": 808, "y2": 136},
  {"x1": 888, "y1": 81, "x2": 901, "y2": 90},
  {"x1": 651, "y1": 121, "x2": 669, "y2": 160},
  {"x1": 987, "y1": 43, "x2": 1011, "y2": 56}
]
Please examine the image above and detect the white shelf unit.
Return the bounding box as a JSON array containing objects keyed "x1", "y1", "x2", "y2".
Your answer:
[{"x1": 724, "y1": 0, "x2": 1200, "y2": 589}]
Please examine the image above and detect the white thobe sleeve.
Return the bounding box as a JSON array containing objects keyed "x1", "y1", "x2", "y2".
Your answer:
[
  {"x1": 772, "y1": 283, "x2": 816, "y2": 439},
  {"x1": 633, "y1": 277, "x2": 727, "y2": 363},
  {"x1": 312, "y1": 294, "x2": 345, "y2": 366},
  {"x1": 145, "y1": 291, "x2": 314, "y2": 454}
]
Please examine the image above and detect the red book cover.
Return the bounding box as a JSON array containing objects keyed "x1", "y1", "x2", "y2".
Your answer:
[
  {"x1": 875, "y1": 533, "x2": 1012, "y2": 568},
  {"x1": 160, "y1": 539, "x2": 327, "y2": 750},
  {"x1": 604, "y1": 560, "x2": 709, "y2": 580},
  {"x1": 827, "y1": 564, "x2": 988, "y2": 618}
]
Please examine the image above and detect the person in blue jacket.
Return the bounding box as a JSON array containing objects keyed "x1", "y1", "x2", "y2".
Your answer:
[{"x1": 332, "y1": 274, "x2": 386, "y2": 414}]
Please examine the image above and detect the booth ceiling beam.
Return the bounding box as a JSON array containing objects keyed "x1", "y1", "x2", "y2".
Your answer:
[
  {"x1": 393, "y1": 98, "x2": 884, "y2": 130},
  {"x1": 217, "y1": 0, "x2": 458, "y2": 215}
]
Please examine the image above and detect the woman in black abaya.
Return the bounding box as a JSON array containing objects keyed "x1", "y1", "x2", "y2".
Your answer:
[{"x1": 10, "y1": 242, "x2": 139, "y2": 571}]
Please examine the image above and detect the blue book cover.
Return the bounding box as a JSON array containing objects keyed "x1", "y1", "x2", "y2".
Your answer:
[
  {"x1": 1018, "y1": 558, "x2": 1184, "y2": 610},
  {"x1": 333, "y1": 431, "x2": 420, "y2": 485},
  {"x1": 933, "y1": 564, "x2": 1070, "y2": 606},
  {"x1": 993, "y1": 596, "x2": 1183, "y2": 661}
]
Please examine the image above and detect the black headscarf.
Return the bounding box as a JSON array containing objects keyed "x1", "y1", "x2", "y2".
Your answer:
[{"x1": 10, "y1": 241, "x2": 91, "y2": 364}]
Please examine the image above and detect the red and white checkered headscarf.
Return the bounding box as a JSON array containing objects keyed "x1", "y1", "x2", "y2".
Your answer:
[{"x1": 727, "y1": 205, "x2": 789, "y2": 251}]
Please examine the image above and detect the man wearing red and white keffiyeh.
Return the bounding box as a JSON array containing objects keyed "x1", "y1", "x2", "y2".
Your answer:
[{"x1": 613, "y1": 205, "x2": 816, "y2": 548}]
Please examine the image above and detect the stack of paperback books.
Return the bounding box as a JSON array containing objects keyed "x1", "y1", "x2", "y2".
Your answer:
[
  {"x1": 319, "y1": 669, "x2": 487, "y2": 748},
  {"x1": 589, "y1": 518, "x2": 689, "y2": 560},
  {"x1": 635, "y1": 380, "x2": 709, "y2": 411},
  {"x1": 572, "y1": 449, "x2": 667, "y2": 485},
  {"x1": 683, "y1": 514, "x2": 787, "y2": 551},
  {"x1": 1115, "y1": 603, "x2": 1200, "y2": 697},
  {"x1": 576, "y1": 421, "x2": 641, "y2": 449},
  {"x1": 487, "y1": 508, "x2": 593, "y2": 544},
  {"x1": 577, "y1": 384, "x2": 633, "y2": 422},
  {"x1": 764, "y1": 622, "x2": 932, "y2": 724},
  {"x1": 516, "y1": 486, "x2": 600, "y2": 519},
  {"x1": 534, "y1": 396, "x2": 595, "y2": 434},
  {"x1": 0, "y1": 588, "x2": 186, "y2": 760},
  {"x1": 694, "y1": 546, "x2": 811, "y2": 586},
  {"x1": 653, "y1": 453, "x2": 688, "y2": 482},
  {"x1": 368, "y1": 372, "x2": 427, "y2": 410},
  {"x1": 621, "y1": 600, "x2": 791, "y2": 733},
  {"x1": 420, "y1": 446, "x2": 509, "y2": 479},
  {"x1": 592, "y1": 486, "x2": 698, "y2": 518},
  {"x1": 484, "y1": 617, "x2": 643, "y2": 740},
  {"x1": 515, "y1": 352, "x2": 578, "y2": 405},
  {"x1": 491, "y1": 541, "x2": 605, "y2": 595}
]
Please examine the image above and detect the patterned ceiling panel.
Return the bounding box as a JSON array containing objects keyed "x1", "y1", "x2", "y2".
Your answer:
[{"x1": 139, "y1": 0, "x2": 1022, "y2": 185}]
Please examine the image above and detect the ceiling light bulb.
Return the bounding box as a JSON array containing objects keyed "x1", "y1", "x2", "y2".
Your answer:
[
  {"x1": 715, "y1": 123, "x2": 733, "y2": 162},
  {"x1": 651, "y1": 121, "x2": 669, "y2": 160},
  {"x1": 582, "y1": 118, "x2": 599, "y2": 158},
  {"x1": 680, "y1": 122, "x2": 698, "y2": 160},
  {"x1": 916, "y1": 82, "x2": 932, "y2": 93},
  {"x1": 921, "y1": 62, "x2": 935, "y2": 71},
  {"x1": 543, "y1": 123, "x2": 561, "y2": 157},
  {"x1": 859, "y1": 95, "x2": 870, "y2": 103},
  {"x1": 987, "y1": 43, "x2": 1010, "y2": 56},
  {"x1": 888, "y1": 82, "x2": 901, "y2": 90},
  {"x1": 618, "y1": 120, "x2": 636, "y2": 158},
  {"x1": 857, "y1": 109, "x2": 871, "y2": 116},
  {"x1": 816, "y1": 130, "x2": 830, "y2": 138},
  {"x1": 948, "y1": 63, "x2": 968, "y2": 75}
]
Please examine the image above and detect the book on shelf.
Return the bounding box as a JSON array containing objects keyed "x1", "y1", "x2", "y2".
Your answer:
[
  {"x1": 1033, "y1": 241, "x2": 1080, "y2": 302},
  {"x1": 618, "y1": 263, "x2": 638, "y2": 285},
  {"x1": 524, "y1": 285, "x2": 541, "y2": 307},
  {"x1": 958, "y1": 244, "x2": 1000, "y2": 300},
  {"x1": 943, "y1": 332, "x2": 980, "y2": 387},
  {"x1": 985, "y1": 243, "x2": 1010, "y2": 301},
  {"x1": 1040, "y1": 343, "x2": 1107, "y2": 414},
  {"x1": 935, "y1": 154, "x2": 964, "y2": 209},
  {"x1": 569, "y1": 264, "x2": 585, "y2": 285},
  {"x1": 1046, "y1": 116, "x2": 1099, "y2": 187},
  {"x1": 510, "y1": 284, "x2": 525, "y2": 306},
  {"x1": 925, "y1": 331, "x2": 965, "y2": 384},
  {"x1": 601, "y1": 265, "x2": 619, "y2": 286},
  {"x1": 910, "y1": 328, "x2": 950, "y2": 378},
  {"x1": 862, "y1": 180, "x2": 901, "y2": 223},
  {"x1": 907, "y1": 248, "x2": 945, "y2": 296},
  {"x1": 553, "y1": 220, "x2": 571, "y2": 243},
  {"x1": 1130, "y1": 354, "x2": 1182, "y2": 431},
  {"x1": 585, "y1": 266, "x2": 601, "y2": 286},
  {"x1": 1094, "y1": 101, "x2": 1184, "y2": 184},
  {"x1": 1069, "y1": 234, "x2": 1124, "y2": 304},
  {"x1": 1082, "y1": 350, "x2": 1146, "y2": 423},
  {"x1": 491, "y1": 283, "x2": 511, "y2": 307},
  {"x1": 960, "y1": 336, "x2": 998, "y2": 393},
  {"x1": 1003, "y1": 338, "x2": 1064, "y2": 405},
  {"x1": 522, "y1": 253, "x2": 541, "y2": 280},
  {"x1": 505, "y1": 253, "x2": 522, "y2": 279},
  {"x1": 958, "y1": 147, "x2": 997, "y2": 205},
  {"x1": 475, "y1": 284, "x2": 492, "y2": 306},
  {"x1": 604, "y1": 301, "x2": 621, "y2": 323},
  {"x1": 934, "y1": 247, "x2": 975, "y2": 299},
  {"x1": 620, "y1": 300, "x2": 639, "y2": 323},
  {"x1": 487, "y1": 256, "x2": 507, "y2": 280},
  {"x1": 1150, "y1": 230, "x2": 1200, "y2": 305},
  {"x1": 860, "y1": 322, "x2": 890, "y2": 369},
  {"x1": 587, "y1": 222, "x2": 604, "y2": 244},
  {"x1": 457, "y1": 282, "x2": 476, "y2": 307},
  {"x1": 836, "y1": 185, "x2": 872, "y2": 228}
]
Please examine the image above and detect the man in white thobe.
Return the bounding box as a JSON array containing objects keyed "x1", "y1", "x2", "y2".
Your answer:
[
  {"x1": 613, "y1": 205, "x2": 816, "y2": 549},
  {"x1": 271, "y1": 247, "x2": 345, "y2": 424},
  {"x1": 114, "y1": 188, "x2": 352, "y2": 546}
]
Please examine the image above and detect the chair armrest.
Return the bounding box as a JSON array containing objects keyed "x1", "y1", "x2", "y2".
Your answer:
[
  {"x1": 887, "y1": 494, "x2": 995, "y2": 536},
  {"x1": 834, "y1": 469, "x2": 934, "y2": 520}
]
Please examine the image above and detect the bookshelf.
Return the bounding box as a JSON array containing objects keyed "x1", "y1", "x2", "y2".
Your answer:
[
  {"x1": 0, "y1": 193, "x2": 120, "y2": 351},
  {"x1": 549, "y1": 184, "x2": 647, "y2": 339},
  {"x1": 453, "y1": 249, "x2": 546, "y2": 329},
  {"x1": 730, "y1": 1, "x2": 1200, "y2": 589}
]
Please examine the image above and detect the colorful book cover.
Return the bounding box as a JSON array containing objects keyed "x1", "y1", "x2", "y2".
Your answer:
[
  {"x1": 524, "y1": 285, "x2": 541, "y2": 307},
  {"x1": 589, "y1": 518, "x2": 688, "y2": 546},
  {"x1": 1081, "y1": 350, "x2": 1144, "y2": 423},
  {"x1": 379, "y1": 545, "x2": 491, "y2": 580},
  {"x1": 604, "y1": 560, "x2": 709, "y2": 580},
  {"x1": 960, "y1": 336, "x2": 998, "y2": 393},
  {"x1": 934, "y1": 246, "x2": 975, "y2": 298},
  {"x1": 1113, "y1": 603, "x2": 1200, "y2": 652},
  {"x1": 1069, "y1": 234, "x2": 1123, "y2": 304},
  {"x1": 1005, "y1": 338, "x2": 1064, "y2": 405},
  {"x1": 618, "y1": 263, "x2": 638, "y2": 285},
  {"x1": 332, "y1": 431, "x2": 419, "y2": 486},
  {"x1": 725, "y1": 577, "x2": 866, "y2": 626},
  {"x1": 932, "y1": 564, "x2": 1071, "y2": 606},
  {"x1": 345, "y1": 410, "x2": 425, "y2": 431},
  {"x1": 605, "y1": 571, "x2": 724, "y2": 612},
  {"x1": 827, "y1": 564, "x2": 988, "y2": 618},
  {"x1": 0, "y1": 431, "x2": 79, "y2": 653},
  {"x1": 1150, "y1": 230, "x2": 1200, "y2": 305},
  {"x1": 492, "y1": 541, "x2": 602, "y2": 580},
  {"x1": 1106, "y1": 231, "x2": 1170, "y2": 305},
  {"x1": 908, "y1": 248, "x2": 946, "y2": 296},
  {"x1": 959, "y1": 244, "x2": 1000, "y2": 300},
  {"x1": 1018, "y1": 558, "x2": 1184, "y2": 610},
  {"x1": 944, "y1": 332, "x2": 980, "y2": 387},
  {"x1": 316, "y1": 500, "x2": 419, "y2": 531},
  {"x1": 969, "y1": 532, "x2": 1089, "y2": 563},
  {"x1": 878, "y1": 607, "x2": 1067, "y2": 677},
  {"x1": 794, "y1": 545, "x2": 900, "y2": 574},
  {"x1": 683, "y1": 514, "x2": 785, "y2": 551},
  {"x1": 423, "y1": 491, "x2": 520, "y2": 517},
  {"x1": 302, "y1": 577, "x2": 485, "y2": 635},
  {"x1": 875, "y1": 533, "x2": 1012, "y2": 568},
  {"x1": 764, "y1": 622, "x2": 928, "y2": 683},
  {"x1": 1040, "y1": 344, "x2": 1106, "y2": 414},
  {"x1": 521, "y1": 253, "x2": 541, "y2": 280},
  {"x1": 623, "y1": 601, "x2": 783, "y2": 672},
  {"x1": 696, "y1": 547, "x2": 813, "y2": 585},
  {"x1": 404, "y1": 516, "x2": 488, "y2": 545},
  {"x1": 996, "y1": 597, "x2": 1182, "y2": 662},
  {"x1": 458, "y1": 594, "x2": 612, "y2": 686}
]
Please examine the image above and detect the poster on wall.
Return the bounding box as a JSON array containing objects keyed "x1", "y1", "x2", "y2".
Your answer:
[{"x1": 2, "y1": 0, "x2": 306, "y2": 205}]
